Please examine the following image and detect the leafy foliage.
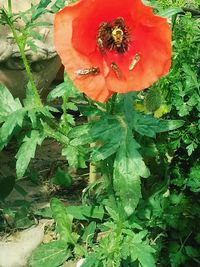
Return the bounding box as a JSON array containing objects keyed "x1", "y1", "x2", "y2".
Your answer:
[
  {"x1": 29, "y1": 240, "x2": 71, "y2": 267},
  {"x1": 113, "y1": 131, "x2": 149, "y2": 216},
  {"x1": 16, "y1": 130, "x2": 44, "y2": 178},
  {"x1": 0, "y1": 1, "x2": 200, "y2": 267}
]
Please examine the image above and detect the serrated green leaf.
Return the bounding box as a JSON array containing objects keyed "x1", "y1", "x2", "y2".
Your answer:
[
  {"x1": 29, "y1": 240, "x2": 70, "y2": 267},
  {"x1": 132, "y1": 111, "x2": 184, "y2": 137},
  {"x1": 39, "y1": 106, "x2": 54, "y2": 118},
  {"x1": 31, "y1": 0, "x2": 51, "y2": 20},
  {"x1": 69, "y1": 115, "x2": 125, "y2": 167},
  {"x1": 113, "y1": 132, "x2": 149, "y2": 216},
  {"x1": 66, "y1": 205, "x2": 104, "y2": 221},
  {"x1": 29, "y1": 21, "x2": 52, "y2": 28},
  {"x1": 42, "y1": 121, "x2": 69, "y2": 144},
  {"x1": 91, "y1": 141, "x2": 120, "y2": 162},
  {"x1": 23, "y1": 82, "x2": 38, "y2": 107},
  {"x1": 50, "y1": 198, "x2": 79, "y2": 244},
  {"x1": 186, "y1": 142, "x2": 197, "y2": 156},
  {"x1": 0, "y1": 109, "x2": 26, "y2": 150},
  {"x1": 62, "y1": 145, "x2": 87, "y2": 168},
  {"x1": 67, "y1": 102, "x2": 78, "y2": 111},
  {"x1": 26, "y1": 40, "x2": 38, "y2": 52},
  {"x1": 186, "y1": 164, "x2": 200, "y2": 192},
  {"x1": 29, "y1": 30, "x2": 43, "y2": 41},
  {"x1": 82, "y1": 221, "x2": 96, "y2": 244},
  {"x1": 81, "y1": 253, "x2": 98, "y2": 267},
  {"x1": 50, "y1": 0, "x2": 66, "y2": 13},
  {"x1": 0, "y1": 84, "x2": 22, "y2": 120},
  {"x1": 158, "y1": 7, "x2": 182, "y2": 18},
  {"x1": 70, "y1": 115, "x2": 124, "y2": 147},
  {"x1": 105, "y1": 206, "x2": 119, "y2": 221},
  {"x1": 47, "y1": 82, "x2": 67, "y2": 101},
  {"x1": 16, "y1": 130, "x2": 44, "y2": 178},
  {"x1": 159, "y1": 119, "x2": 185, "y2": 132},
  {"x1": 183, "y1": 63, "x2": 199, "y2": 90},
  {"x1": 37, "y1": 0, "x2": 52, "y2": 8},
  {"x1": 47, "y1": 73, "x2": 78, "y2": 101},
  {"x1": 122, "y1": 232, "x2": 156, "y2": 267}
]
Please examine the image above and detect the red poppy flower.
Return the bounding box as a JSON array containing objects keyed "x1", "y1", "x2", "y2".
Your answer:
[{"x1": 54, "y1": 0, "x2": 172, "y2": 103}]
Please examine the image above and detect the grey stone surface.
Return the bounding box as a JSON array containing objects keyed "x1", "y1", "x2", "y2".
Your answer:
[{"x1": 0, "y1": 0, "x2": 64, "y2": 98}]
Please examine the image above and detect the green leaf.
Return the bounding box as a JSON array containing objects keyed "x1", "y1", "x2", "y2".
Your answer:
[
  {"x1": 186, "y1": 142, "x2": 197, "y2": 156},
  {"x1": 0, "y1": 109, "x2": 26, "y2": 150},
  {"x1": 185, "y1": 246, "x2": 200, "y2": 258},
  {"x1": 29, "y1": 21, "x2": 52, "y2": 28},
  {"x1": 170, "y1": 250, "x2": 186, "y2": 267},
  {"x1": 50, "y1": 198, "x2": 79, "y2": 244},
  {"x1": 186, "y1": 164, "x2": 200, "y2": 192},
  {"x1": 14, "y1": 206, "x2": 34, "y2": 229},
  {"x1": 91, "y1": 141, "x2": 120, "y2": 162},
  {"x1": 37, "y1": 0, "x2": 52, "y2": 8},
  {"x1": 169, "y1": 242, "x2": 186, "y2": 267},
  {"x1": 69, "y1": 116, "x2": 124, "y2": 160},
  {"x1": 47, "y1": 73, "x2": 78, "y2": 101},
  {"x1": 16, "y1": 130, "x2": 44, "y2": 178},
  {"x1": 62, "y1": 145, "x2": 87, "y2": 168},
  {"x1": 82, "y1": 221, "x2": 96, "y2": 245},
  {"x1": 182, "y1": 63, "x2": 199, "y2": 90},
  {"x1": 42, "y1": 121, "x2": 69, "y2": 144},
  {"x1": 50, "y1": 0, "x2": 66, "y2": 13},
  {"x1": 105, "y1": 206, "x2": 119, "y2": 221},
  {"x1": 132, "y1": 111, "x2": 184, "y2": 137},
  {"x1": 26, "y1": 40, "x2": 38, "y2": 52},
  {"x1": 122, "y1": 231, "x2": 156, "y2": 267},
  {"x1": 158, "y1": 7, "x2": 182, "y2": 18},
  {"x1": 81, "y1": 253, "x2": 98, "y2": 267},
  {"x1": 113, "y1": 132, "x2": 149, "y2": 216},
  {"x1": 0, "y1": 84, "x2": 22, "y2": 120},
  {"x1": 29, "y1": 240, "x2": 70, "y2": 267},
  {"x1": 47, "y1": 82, "x2": 67, "y2": 101},
  {"x1": 29, "y1": 30, "x2": 43, "y2": 41},
  {"x1": 51, "y1": 167, "x2": 72, "y2": 187},
  {"x1": 34, "y1": 207, "x2": 52, "y2": 218},
  {"x1": 66, "y1": 205, "x2": 104, "y2": 221},
  {"x1": 31, "y1": 0, "x2": 51, "y2": 20},
  {"x1": 67, "y1": 102, "x2": 78, "y2": 111}
]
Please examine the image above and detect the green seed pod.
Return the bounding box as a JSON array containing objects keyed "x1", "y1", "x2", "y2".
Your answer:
[{"x1": 144, "y1": 88, "x2": 162, "y2": 112}]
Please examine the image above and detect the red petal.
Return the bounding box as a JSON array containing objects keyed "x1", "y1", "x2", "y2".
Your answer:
[
  {"x1": 54, "y1": 4, "x2": 113, "y2": 102},
  {"x1": 72, "y1": 0, "x2": 133, "y2": 55},
  {"x1": 104, "y1": 15, "x2": 171, "y2": 92},
  {"x1": 54, "y1": 0, "x2": 172, "y2": 101}
]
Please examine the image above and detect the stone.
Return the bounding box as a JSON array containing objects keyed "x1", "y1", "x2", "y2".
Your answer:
[{"x1": 0, "y1": 0, "x2": 65, "y2": 99}]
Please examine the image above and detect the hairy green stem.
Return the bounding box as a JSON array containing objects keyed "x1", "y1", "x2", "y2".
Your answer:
[
  {"x1": 8, "y1": 0, "x2": 12, "y2": 14},
  {"x1": 172, "y1": 13, "x2": 178, "y2": 33},
  {"x1": 110, "y1": 93, "x2": 117, "y2": 114},
  {"x1": 60, "y1": 93, "x2": 70, "y2": 133},
  {"x1": 7, "y1": 9, "x2": 42, "y2": 106}
]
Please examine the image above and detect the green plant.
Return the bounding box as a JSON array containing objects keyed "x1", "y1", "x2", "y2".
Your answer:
[{"x1": 0, "y1": 1, "x2": 200, "y2": 267}]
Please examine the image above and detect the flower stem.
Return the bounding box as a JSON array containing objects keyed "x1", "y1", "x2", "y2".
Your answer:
[
  {"x1": 8, "y1": 0, "x2": 12, "y2": 14},
  {"x1": 7, "y1": 10, "x2": 42, "y2": 106},
  {"x1": 110, "y1": 93, "x2": 117, "y2": 114}
]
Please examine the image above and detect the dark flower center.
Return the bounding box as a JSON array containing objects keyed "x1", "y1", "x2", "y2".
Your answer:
[{"x1": 97, "y1": 17, "x2": 130, "y2": 54}]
